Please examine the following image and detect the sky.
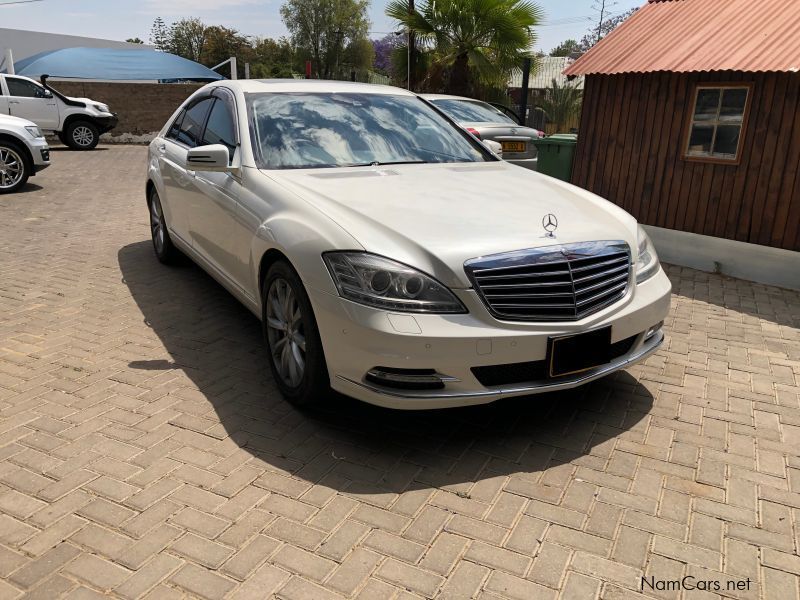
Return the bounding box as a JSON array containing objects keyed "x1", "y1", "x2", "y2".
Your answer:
[{"x1": 0, "y1": 0, "x2": 645, "y2": 53}]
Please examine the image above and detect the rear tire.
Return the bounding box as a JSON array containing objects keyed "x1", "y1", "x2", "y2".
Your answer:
[
  {"x1": 64, "y1": 120, "x2": 100, "y2": 150},
  {"x1": 262, "y1": 260, "x2": 329, "y2": 408},
  {"x1": 148, "y1": 189, "x2": 180, "y2": 264},
  {"x1": 0, "y1": 141, "x2": 30, "y2": 194}
]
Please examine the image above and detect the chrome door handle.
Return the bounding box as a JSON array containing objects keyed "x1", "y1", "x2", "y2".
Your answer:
[{"x1": 158, "y1": 144, "x2": 166, "y2": 153}]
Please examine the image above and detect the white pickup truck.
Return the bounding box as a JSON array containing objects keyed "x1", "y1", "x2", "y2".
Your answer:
[{"x1": 0, "y1": 74, "x2": 118, "y2": 150}]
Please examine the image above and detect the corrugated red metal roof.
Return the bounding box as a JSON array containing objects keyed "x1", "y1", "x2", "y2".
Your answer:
[{"x1": 564, "y1": 0, "x2": 800, "y2": 76}]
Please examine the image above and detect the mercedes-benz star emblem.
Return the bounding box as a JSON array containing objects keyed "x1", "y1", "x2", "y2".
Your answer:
[{"x1": 542, "y1": 213, "x2": 558, "y2": 237}]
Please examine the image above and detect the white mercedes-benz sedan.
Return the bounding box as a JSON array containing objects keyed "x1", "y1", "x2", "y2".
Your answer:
[{"x1": 145, "y1": 80, "x2": 671, "y2": 410}]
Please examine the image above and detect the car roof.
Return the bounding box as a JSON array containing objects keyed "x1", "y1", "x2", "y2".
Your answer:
[{"x1": 209, "y1": 79, "x2": 416, "y2": 96}]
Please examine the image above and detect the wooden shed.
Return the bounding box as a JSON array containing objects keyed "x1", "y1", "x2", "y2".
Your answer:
[{"x1": 564, "y1": 0, "x2": 800, "y2": 254}]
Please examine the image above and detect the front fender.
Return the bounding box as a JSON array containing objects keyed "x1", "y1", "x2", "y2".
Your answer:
[
  {"x1": 242, "y1": 170, "x2": 364, "y2": 312},
  {"x1": 250, "y1": 213, "x2": 363, "y2": 304}
]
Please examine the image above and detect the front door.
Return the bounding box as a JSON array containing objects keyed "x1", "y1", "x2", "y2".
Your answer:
[
  {"x1": 4, "y1": 76, "x2": 60, "y2": 130},
  {"x1": 187, "y1": 92, "x2": 251, "y2": 295},
  {"x1": 158, "y1": 97, "x2": 214, "y2": 246}
]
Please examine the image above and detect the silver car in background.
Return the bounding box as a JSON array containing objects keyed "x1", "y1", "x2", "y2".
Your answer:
[
  {"x1": 0, "y1": 113, "x2": 50, "y2": 194},
  {"x1": 423, "y1": 94, "x2": 540, "y2": 170}
]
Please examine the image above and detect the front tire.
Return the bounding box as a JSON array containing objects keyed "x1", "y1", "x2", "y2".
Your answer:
[
  {"x1": 64, "y1": 120, "x2": 100, "y2": 150},
  {"x1": 262, "y1": 261, "x2": 329, "y2": 407},
  {"x1": 148, "y1": 189, "x2": 179, "y2": 264},
  {"x1": 0, "y1": 142, "x2": 30, "y2": 194}
]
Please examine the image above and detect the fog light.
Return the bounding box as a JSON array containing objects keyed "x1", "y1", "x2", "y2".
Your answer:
[
  {"x1": 365, "y1": 367, "x2": 458, "y2": 390},
  {"x1": 645, "y1": 322, "x2": 663, "y2": 340}
]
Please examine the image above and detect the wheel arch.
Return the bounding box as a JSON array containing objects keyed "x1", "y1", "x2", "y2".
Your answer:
[
  {"x1": 61, "y1": 114, "x2": 100, "y2": 134},
  {"x1": 258, "y1": 248, "x2": 293, "y2": 301},
  {"x1": 0, "y1": 133, "x2": 33, "y2": 172},
  {"x1": 145, "y1": 179, "x2": 156, "y2": 208}
]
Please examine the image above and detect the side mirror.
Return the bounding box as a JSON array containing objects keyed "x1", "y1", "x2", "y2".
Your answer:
[
  {"x1": 483, "y1": 139, "x2": 503, "y2": 158},
  {"x1": 186, "y1": 144, "x2": 231, "y2": 172}
]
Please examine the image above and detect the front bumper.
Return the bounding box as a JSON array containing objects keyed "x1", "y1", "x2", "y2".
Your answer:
[
  {"x1": 95, "y1": 114, "x2": 119, "y2": 133},
  {"x1": 311, "y1": 267, "x2": 672, "y2": 409},
  {"x1": 28, "y1": 138, "x2": 51, "y2": 173}
]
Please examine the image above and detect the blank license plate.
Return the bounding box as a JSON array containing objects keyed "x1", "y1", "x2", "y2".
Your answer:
[
  {"x1": 548, "y1": 326, "x2": 612, "y2": 377},
  {"x1": 501, "y1": 141, "x2": 526, "y2": 153}
]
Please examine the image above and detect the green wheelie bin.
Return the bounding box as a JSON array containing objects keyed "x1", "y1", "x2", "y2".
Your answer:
[{"x1": 533, "y1": 134, "x2": 578, "y2": 181}]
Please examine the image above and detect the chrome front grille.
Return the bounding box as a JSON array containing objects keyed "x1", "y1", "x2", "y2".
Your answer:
[{"x1": 464, "y1": 241, "x2": 631, "y2": 321}]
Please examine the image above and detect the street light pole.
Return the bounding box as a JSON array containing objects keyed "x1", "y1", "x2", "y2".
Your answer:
[{"x1": 407, "y1": 0, "x2": 415, "y2": 90}]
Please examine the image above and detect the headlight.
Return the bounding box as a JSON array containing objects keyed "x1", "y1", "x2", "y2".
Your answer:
[
  {"x1": 324, "y1": 252, "x2": 466, "y2": 314},
  {"x1": 25, "y1": 126, "x2": 44, "y2": 139},
  {"x1": 93, "y1": 103, "x2": 110, "y2": 113},
  {"x1": 635, "y1": 225, "x2": 660, "y2": 283}
]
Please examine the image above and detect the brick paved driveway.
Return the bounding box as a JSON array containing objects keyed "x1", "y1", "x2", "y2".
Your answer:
[{"x1": 1, "y1": 145, "x2": 799, "y2": 600}]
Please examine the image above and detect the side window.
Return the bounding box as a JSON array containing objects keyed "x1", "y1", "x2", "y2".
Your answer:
[
  {"x1": 6, "y1": 77, "x2": 48, "y2": 98},
  {"x1": 167, "y1": 109, "x2": 186, "y2": 141},
  {"x1": 202, "y1": 98, "x2": 237, "y2": 163},
  {"x1": 174, "y1": 98, "x2": 213, "y2": 148},
  {"x1": 685, "y1": 84, "x2": 751, "y2": 163}
]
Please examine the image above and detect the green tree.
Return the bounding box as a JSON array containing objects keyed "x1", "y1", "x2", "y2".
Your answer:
[
  {"x1": 578, "y1": 7, "x2": 638, "y2": 51},
  {"x1": 549, "y1": 38, "x2": 579, "y2": 57},
  {"x1": 250, "y1": 37, "x2": 298, "y2": 78},
  {"x1": 386, "y1": 0, "x2": 542, "y2": 96},
  {"x1": 126, "y1": 37, "x2": 145, "y2": 44},
  {"x1": 280, "y1": 0, "x2": 371, "y2": 79},
  {"x1": 535, "y1": 78, "x2": 582, "y2": 132},
  {"x1": 203, "y1": 25, "x2": 253, "y2": 77},
  {"x1": 168, "y1": 18, "x2": 208, "y2": 62},
  {"x1": 149, "y1": 17, "x2": 170, "y2": 50}
]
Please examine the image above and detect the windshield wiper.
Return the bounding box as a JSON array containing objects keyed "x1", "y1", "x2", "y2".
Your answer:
[{"x1": 341, "y1": 160, "x2": 430, "y2": 167}]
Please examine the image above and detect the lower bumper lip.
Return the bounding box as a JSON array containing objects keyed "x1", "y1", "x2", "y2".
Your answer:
[{"x1": 337, "y1": 329, "x2": 664, "y2": 401}]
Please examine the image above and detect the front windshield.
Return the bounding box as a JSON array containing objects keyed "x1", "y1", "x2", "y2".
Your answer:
[
  {"x1": 248, "y1": 92, "x2": 489, "y2": 169},
  {"x1": 431, "y1": 99, "x2": 516, "y2": 124}
]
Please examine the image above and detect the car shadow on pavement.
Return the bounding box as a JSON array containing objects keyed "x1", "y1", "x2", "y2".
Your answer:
[
  {"x1": 119, "y1": 240, "x2": 654, "y2": 495},
  {"x1": 12, "y1": 183, "x2": 44, "y2": 194}
]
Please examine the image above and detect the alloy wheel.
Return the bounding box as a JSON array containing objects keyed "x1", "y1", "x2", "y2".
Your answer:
[
  {"x1": 0, "y1": 147, "x2": 24, "y2": 190},
  {"x1": 266, "y1": 277, "x2": 306, "y2": 387},
  {"x1": 149, "y1": 198, "x2": 165, "y2": 254},
  {"x1": 73, "y1": 126, "x2": 95, "y2": 147}
]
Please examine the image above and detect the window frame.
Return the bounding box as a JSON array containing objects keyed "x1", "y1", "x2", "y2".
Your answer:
[
  {"x1": 166, "y1": 96, "x2": 215, "y2": 150},
  {"x1": 201, "y1": 88, "x2": 240, "y2": 165},
  {"x1": 682, "y1": 82, "x2": 753, "y2": 166},
  {"x1": 5, "y1": 75, "x2": 51, "y2": 99}
]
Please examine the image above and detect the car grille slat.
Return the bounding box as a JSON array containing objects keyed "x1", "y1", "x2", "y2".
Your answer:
[{"x1": 465, "y1": 241, "x2": 631, "y2": 321}]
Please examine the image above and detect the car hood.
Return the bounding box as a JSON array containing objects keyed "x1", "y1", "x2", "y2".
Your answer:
[
  {"x1": 0, "y1": 113, "x2": 36, "y2": 128},
  {"x1": 66, "y1": 97, "x2": 94, "y2": 105},
  {"x1": 265, "y1": 161, "x2": 638, "y2": 289}
]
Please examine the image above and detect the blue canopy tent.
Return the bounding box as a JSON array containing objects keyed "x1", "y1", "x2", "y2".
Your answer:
[{"x1": 13, "y1": 47, "x2": 224, "y2": 82}]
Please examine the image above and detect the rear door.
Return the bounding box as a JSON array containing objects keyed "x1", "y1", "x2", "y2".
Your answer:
[
  {"x1": 157, "y1": 96, "x2": 214, "y2": 246},
  {"x1": 4, "y1": 76, "x2": 60, "y2": 129}
]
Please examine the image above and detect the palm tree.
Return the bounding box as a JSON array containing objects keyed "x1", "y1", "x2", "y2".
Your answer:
[
  {"x1": 535, "y1": 78, "x2": 582, "y2": 132},
  {"x1": 386, "y1": 0, "x2": 542, "y2": 96}
]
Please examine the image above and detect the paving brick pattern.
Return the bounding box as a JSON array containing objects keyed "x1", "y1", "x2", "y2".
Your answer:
[{"x1": 1, "y1": 146, "x2": 799, "y2": 599}]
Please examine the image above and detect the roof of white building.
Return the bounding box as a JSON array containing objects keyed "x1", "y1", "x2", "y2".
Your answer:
[{"x1": 509, "y1": 56, "x2": 585, "y2": 90}]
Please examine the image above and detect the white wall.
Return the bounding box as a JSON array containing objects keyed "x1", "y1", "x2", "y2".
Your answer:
[
  {"x1": 0, "y1": 28, "x2": 151, "y2": 70},
  {"x1": 644, "y1": 225, "x2": 800, "y2": 291}
]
